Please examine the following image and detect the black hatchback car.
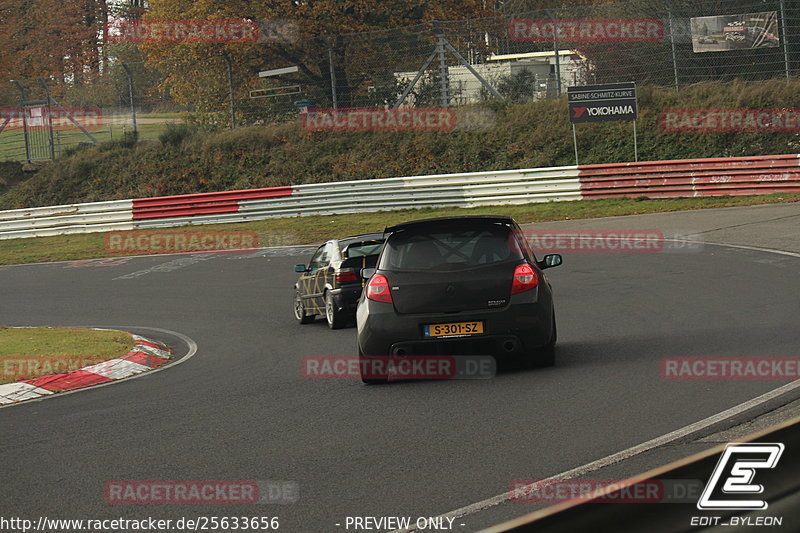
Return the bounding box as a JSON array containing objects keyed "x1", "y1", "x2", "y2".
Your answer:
[
  {"x1": 294, "y1": 233, "x2": 385, "y2": 328},
  {"x1": 356, "y1": 216, "x2": 562, "y2": 382}
]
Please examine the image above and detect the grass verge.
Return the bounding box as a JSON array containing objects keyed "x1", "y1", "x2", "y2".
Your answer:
[
  {"x1": 0, "y1": 193, "x2": 799, "y2": 267},
  {"x1": 0, "y1": 327, "x2": 134, "y2": 385},
  {"x1": 0, "y1": 120, "x2": 175, "y2": 162}
]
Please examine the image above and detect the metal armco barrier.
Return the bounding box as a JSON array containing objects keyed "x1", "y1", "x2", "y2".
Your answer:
[
  {"x1": 0, "y1": 199, "x2": 134, "y2": 239},
  {"x1": 131, "y1": 187, "x2": 294, "y2": 220},
  {"x1": 580, "y1": 154, "x2": 800, "y2": 199},
  {"x1": 0, "y1": 154, "x2": 798, "y2": 240}
]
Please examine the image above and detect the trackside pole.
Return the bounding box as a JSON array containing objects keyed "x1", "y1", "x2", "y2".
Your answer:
[
  {"x1": 633, "y1": 120, "x2": 639, "y2": 162},
  {"x1": 327, "y1": 38, "x2": 338, "y2": 109},
  {"x1": 122, "y1": 63, "x2": 137, "y2": 135},
  {"x1": 572, "y1": 124, "x2": 579, "y2": 165},
  {"x1": 780, "y1": 0, "x2": 790, "y2": 81}
]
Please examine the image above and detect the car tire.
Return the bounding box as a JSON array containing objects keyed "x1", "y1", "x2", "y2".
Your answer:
[
  {"x1": 359, "y1": 346, "x2": 388, "y2": 385},
  {"x1": 325, "y1": 291, "x2": 347, "y2": 329},
  {"x1": 294, "y1": 291, "x2": 315, "y2": 324},
  {"x1": 529, "y1": 315, "x2": 556, "y2": 368}
]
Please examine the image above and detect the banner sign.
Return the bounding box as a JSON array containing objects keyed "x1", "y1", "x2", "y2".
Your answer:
[{"x1": 691, "y1": 12, "x2": 780, "y2": 53}]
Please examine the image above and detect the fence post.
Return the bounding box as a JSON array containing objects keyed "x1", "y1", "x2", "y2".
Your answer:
[
  {"x1": 780, "y1": 0, "x2": 791, "y2": 81},
  {"x1": 222, "y1": 52, "x2": 236, "y2": 129},
  {"x1": 668, "y1": 5, "x2": 680, "y2": 91},
  {"x1": 40, "y1": 79, "x2": 55, "y2": 160},
  {"x1": 327, "y1": 37, "x2": 338, "y2": 109},
  {"x1": 121, "y1": 63, "x2": 137, "y2": 135},
  {"x1": 550, "y1": 10, "x2": 562, "y2": 98},
  {"x1": 435, "y1": 26, "x2": 450, "y2": 107}
]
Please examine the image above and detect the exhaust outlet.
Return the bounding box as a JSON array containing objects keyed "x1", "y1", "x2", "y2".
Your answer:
[{"x1": 503, "y1": 340, "x2": 517, "y2": 352}]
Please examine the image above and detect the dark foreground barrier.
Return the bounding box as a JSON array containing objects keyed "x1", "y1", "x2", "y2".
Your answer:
[{"x1": 485, "y1": 415, "x2": 800, "y2": 532}]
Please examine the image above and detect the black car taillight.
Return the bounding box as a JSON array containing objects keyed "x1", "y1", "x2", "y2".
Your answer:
[
  {"x1": 511, "y1": 263, "x2": 538, "y2": 294},
  {"x1": 366, "y1": 274, "x2": 393, "y2": 303}
]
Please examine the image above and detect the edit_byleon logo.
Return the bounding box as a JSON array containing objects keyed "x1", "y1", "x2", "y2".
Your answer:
[{"x1": 697, "y1": 443, "x2": 784, "y2": 511}]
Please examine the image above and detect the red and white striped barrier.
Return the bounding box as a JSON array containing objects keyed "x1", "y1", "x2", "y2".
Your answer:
[
  {"x1": 579, "y1": 154, "x2": 800, "y2": 199},
  {"x1": 0, "y1": 334, "x2": 172, "y2": 405},
  {"x1": 132, "y1": 186, "x2": 293, "y2": 220},
  {"x1": 0, "y1": 154, "x2": 798, "y2": 240}
]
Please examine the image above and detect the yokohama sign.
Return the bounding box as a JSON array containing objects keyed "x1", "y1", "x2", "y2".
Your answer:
[{"x1": 568, "y1": 82, "x2": 638, "y2": 124}]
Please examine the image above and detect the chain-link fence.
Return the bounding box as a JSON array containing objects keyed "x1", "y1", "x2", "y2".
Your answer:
[
  {"x1": 321, "y1": 0, "x2": 800, "y2": 107},
  {"x1": 1, "y1": 0, "x2": 799, "y2": 161},
  {"x1": 0, "y1": 57, "x2": 192, "y2": 162}
]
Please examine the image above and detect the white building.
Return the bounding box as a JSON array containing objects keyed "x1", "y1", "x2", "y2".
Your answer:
[{"x1": 395, "y1": 50, "x2": 588, "y2": 105}]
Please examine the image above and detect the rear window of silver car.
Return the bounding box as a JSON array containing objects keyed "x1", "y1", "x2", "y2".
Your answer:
[{"x1": 344, "y1": 240, "x2": 384, "y2": 258}]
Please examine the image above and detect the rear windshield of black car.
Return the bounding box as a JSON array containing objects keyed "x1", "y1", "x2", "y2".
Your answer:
[{"x1": 380, "y1": 225, "x2": 524, "y2": 272}]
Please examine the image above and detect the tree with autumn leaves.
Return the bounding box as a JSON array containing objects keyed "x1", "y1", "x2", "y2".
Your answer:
[
  {"x1": 138, "y1": 0, "x2": 491, "y2": 112},
  {"x1": 1, "y1": 0, "x2": 492, "y2": 116},
  {"x1": 0, "y1": 0, "x2": 105, "y2": 88}
]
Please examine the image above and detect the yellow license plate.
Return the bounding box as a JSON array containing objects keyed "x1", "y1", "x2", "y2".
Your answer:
[{"x1": 424, "y1": 321, "x2": 484, "y2": 338}]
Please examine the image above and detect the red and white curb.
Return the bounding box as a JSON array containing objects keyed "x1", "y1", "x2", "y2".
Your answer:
[{"x1": 0, "y1": 333, "x2": 171, "y2": 405}]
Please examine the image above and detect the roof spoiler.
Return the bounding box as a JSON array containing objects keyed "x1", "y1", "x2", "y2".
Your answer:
[{"x1": 385, "y1": 215, "x2": 515, "y2": 234}]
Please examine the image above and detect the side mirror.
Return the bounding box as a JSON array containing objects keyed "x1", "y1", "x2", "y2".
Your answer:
[
  {"x1": 295, "y1": 264, "x2": 308, "y2": 273},
  {"x1": 361, "y1": 267, "x2": 376, "y2": 279},
  {"x1": 540, "y1": 254, "x2": 562, "y2": 269}
]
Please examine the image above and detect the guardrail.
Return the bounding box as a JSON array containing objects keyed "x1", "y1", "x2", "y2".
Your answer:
[
  {"x1": 580, "y1": 154, "x2": 800, "y2": 199},
  {"x1": 0, "y1": 199, "x2": 134, "y2": 239},
  {"x1": 0, "y1": 154, "x2": 798, "y2": 240},
  {"x1": 0, "y1": 166, "x2": 580, "y2": 239}
]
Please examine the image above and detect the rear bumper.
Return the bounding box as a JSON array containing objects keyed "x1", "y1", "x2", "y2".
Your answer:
[
  {"x1": 357, "y1": 288, "x2": 553, "y2": 356},
  {"x1": 389, "y1": 334, "x2": 523, "y2": 356},
  {"x1": 329, "y1": 285, "x2": 363, "y2": 313}
]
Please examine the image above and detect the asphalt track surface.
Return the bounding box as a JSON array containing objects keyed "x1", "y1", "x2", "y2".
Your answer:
[{"x1": 1, "y1": 203, "x2": 800, "y2": 532}]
